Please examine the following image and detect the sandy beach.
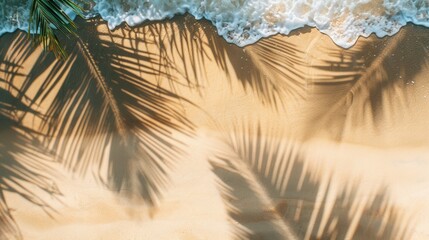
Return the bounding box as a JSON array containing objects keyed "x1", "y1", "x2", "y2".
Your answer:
[{"x1": 1, "y1": 14, "x2": 429, "y2": 239}]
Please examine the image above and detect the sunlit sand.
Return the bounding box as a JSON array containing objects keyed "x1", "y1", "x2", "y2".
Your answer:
[{"x1": 1, "y1": 15, "x2": 429, "y2": 239}]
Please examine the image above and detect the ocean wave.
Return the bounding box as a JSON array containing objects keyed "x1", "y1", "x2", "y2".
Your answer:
[{"x1": 1, "y1": 0, "x2": 428, "y2": 48}]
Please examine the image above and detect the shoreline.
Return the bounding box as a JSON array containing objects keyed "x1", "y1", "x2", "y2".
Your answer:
[{"x1": 3, "y1": 9, "x2": 429, "y2": 49}]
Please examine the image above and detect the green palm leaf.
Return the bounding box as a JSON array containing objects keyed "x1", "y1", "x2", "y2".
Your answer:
[{"x1": 29, "y1": 0, "x2": 83, "y2": 59}]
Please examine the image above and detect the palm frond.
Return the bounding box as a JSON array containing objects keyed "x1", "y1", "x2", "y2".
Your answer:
[
  {"x1": 29, "y1": 0, "x2": 83, "y2": 59},
  {"x1": 210, "y1": 121, "x2": 412, "y2": 239}
]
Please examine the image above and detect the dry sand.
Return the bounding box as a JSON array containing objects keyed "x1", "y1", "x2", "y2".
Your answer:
[{"x1": 1, "y1": 15, "x2": 429, "y2": 239}]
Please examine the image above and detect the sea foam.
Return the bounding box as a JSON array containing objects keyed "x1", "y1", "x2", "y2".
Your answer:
[{"x1": 1, "y1": 0, "x2": 429, "y2": 48}]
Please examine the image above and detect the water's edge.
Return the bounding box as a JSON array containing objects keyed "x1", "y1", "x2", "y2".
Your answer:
[{"x1": 1, "y1": 0, "x2": 428, "y2": 48}]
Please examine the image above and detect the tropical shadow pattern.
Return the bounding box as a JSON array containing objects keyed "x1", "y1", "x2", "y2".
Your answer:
[
  {"x1": 307, "y1": 24, "x2": 429, "y2": 139},
  {"x1": 199, "y1": 17, "x2": 307, "y2": 110},
  {"x1": 210, "y1": 122, "x2": 412, "y2": 239},
  {"x1": 1, "y1": 13, "x2": 425, "y2": 240},
  {"x1": 4, "y1": 17, "x2": 194, "y2": 207},
  {"x1": 0, "y1": 60, "x2": 60, "y2": 239},
  {"x1": 132, "y1": 14, "x2": 307, "y2": 111},
  {"x1": 0, "y1": 15, "x2": 308, "y2": 238}
]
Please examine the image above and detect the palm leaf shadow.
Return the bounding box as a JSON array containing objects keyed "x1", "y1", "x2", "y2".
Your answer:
[
  {"x1": 308, "y1": 25, "x2": 429, "y2": 139},
  {"x1": 203, "y1": 23, "x2": 307, "y2": 110},
  {"x1": 133, "y1": 14, "x2": 307, "y2": 111},
  {"x1": 13, "y1": 17, "x2": 194, "y2": 205},
  {"x1": 210, "y1": 153, "x2": 297, "y2": 240},
  {"x1": 210, "y1": 122, "x2": 412, "y2": 239},
  {"x1": 0, "y1": 77, "x2": 60, "y2": 239}
]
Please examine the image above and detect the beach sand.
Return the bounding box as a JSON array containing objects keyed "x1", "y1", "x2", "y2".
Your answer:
[{"x1": 1, "y1": 15, "x2": 429, "y2": 239}]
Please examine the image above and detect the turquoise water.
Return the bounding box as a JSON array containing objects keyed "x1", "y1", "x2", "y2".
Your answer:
[{"x1": 1, "y1": 0, "x2": 429, "y2": 47}]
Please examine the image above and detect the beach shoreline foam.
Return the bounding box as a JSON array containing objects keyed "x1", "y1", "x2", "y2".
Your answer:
[{"x1": 1, "y1": 0, "x2": 429, "y2": 48}]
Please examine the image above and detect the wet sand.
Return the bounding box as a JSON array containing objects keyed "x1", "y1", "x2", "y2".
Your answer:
[{"x1": 1, "y1": 15, "x2": 429, "y2": 239}]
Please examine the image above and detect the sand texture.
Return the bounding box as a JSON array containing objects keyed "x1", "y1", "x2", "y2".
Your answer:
[{"x1": 1, "y1": 15, "x2": 429, "y2": 239}]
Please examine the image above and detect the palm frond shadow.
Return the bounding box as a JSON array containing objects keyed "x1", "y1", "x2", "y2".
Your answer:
[
  {"x1": 210, "y1": 155, "x2": 297, "y2": 240},
  {"x1": 0, "y1": 33, "x2": 35, "y2": 91},
  {"x1": 10, "y1": 17, "x2": 194, "y2": 205},
  {"x1": 0, "y1": 81, "x2": 60, "y2": 239},
  {"x1": 308, "y1": 25, "x2": 429, "y2": 139},
  {"x1": 131, "y1": 14, "x2": 307, "y2": 111},
  {"x1": 210, "y1": 122, "x2": 412, "y2": 240}
]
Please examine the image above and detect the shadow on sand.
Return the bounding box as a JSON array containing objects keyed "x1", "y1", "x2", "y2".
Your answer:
[
  {"x1": 307, "y1": 25, "x2": 429, "y2": 140},
  {"x1": 0, "y1": 15, "x2": 424, "y2": 240},
  {"x1": 210, "y1": 122, "x2": 412, "y2": 240}
]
